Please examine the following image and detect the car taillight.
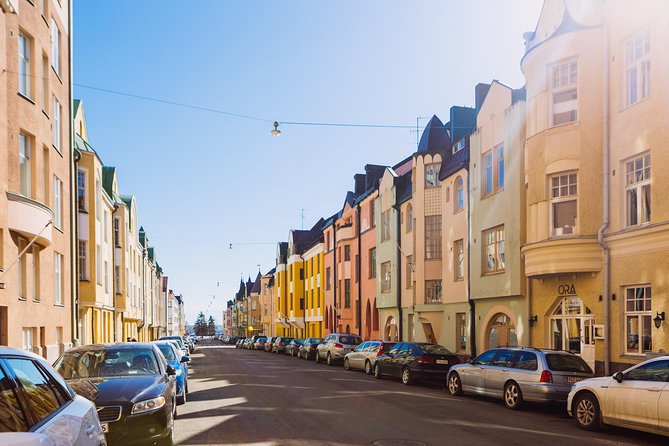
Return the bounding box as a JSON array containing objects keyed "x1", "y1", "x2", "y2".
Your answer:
[
  {"x1": 376, "y1": 347, "x2": 383, "y2": 357},
  {"x1": 334, "y1": 343, "x2": 344, "y2": 349},
  {"x1": 310, "y1": 345, "x2": 317, "y2": 349},
  {"x1": 418, "y1": 356, "x2": 436, "y2": 364},
  {"x1": 540, "y1": 370, "x2": 553, "y2": 383},
  {"x1": 278, "y1": 342, "x2": 283, "y2": 346}
]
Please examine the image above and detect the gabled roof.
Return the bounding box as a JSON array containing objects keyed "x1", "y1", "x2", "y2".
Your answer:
[
  {"x1": 251, "y1": 272, "x2": 262, "y2": 294},
  {"x1": 417, "y1": 115, "x2": 450, "y2": 153},
  {"x1": 289, "y1": 218, "x2": 326, "y2": 254},
  {"x1": 235, "y1": 278, "x2": 246, "y2": 301}
]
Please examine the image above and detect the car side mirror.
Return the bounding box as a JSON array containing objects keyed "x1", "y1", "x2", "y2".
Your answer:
[
  {"x1": 613, "y1": 371, "x2": 624, "y2": 383},
  {"x1": 166, "y1": 365, "x2": 177, "y2": 376},
  {"x1": 468, "y1": 357, "x2": 475, "y2": 365},
  {"x1": 180, "y1": 356, "x2": 190, "y2": 363}
]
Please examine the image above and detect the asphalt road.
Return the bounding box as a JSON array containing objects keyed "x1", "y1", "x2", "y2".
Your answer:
[{"x1": 174, "y1": 339, "x2": 662, "y2": 446}]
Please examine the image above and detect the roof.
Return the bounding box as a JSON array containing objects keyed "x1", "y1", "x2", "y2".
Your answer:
[
  {"x1": 417, "y1": 115, "x2": 451, "y2": 153},
  {"x1": 73, "y1": 133, "x2": 96, "y2": 155},
  {"x1": 289, "y1": 218, "x2": 325, "y2": 254},
  {"x1": 439, "y1": 136, "x2": 470, "y2": 180},
  {"x1": 396, "y1": 171, "x2": 413, "y2": 205},
  {"x1": 251, "y1": 272, "x2": 262, "y2": 293},
  {"x1": 73, "y1": 99, "x2": 82, "y2": 116}
]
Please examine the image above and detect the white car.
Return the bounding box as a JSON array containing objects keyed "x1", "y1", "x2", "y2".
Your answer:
[
  {"x1": 567, "y1": 355, "x2": 669, "y2": 436},
  {"x1": 0, "y1": 347, "x2": 106, "y2": 446}
]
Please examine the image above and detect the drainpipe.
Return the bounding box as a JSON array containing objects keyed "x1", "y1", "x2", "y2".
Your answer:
[
  {"x1": 333, "y1": 225, "x2": 338, "y2": 332},
  {"x1": 466, "y1": 172, "x2": 476, "y2": 357},
  {"x1": 299, "y1": 253, "x2": 306, "y2": 338},
  {"x1": 526, "y1": 276, "x2": 532, "y2": 347},
  {"x1": 393, "y1": 203, "x2": 403, "y2": 342},
  {"x1": 68, "y1": 0, "x2": 79, "y2": 347},
  {"x1": 356, "y1": 205, "x2": 362, "y2": 337},
  {"x1": 598, "y1": 22, "x2": 611, "y2": 376}
]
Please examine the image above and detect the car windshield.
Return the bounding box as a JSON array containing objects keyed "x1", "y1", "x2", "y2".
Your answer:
[
  {"x1": 419, "y1": 344, "x2": 453, "y2": 355},
  {"x1": 339, "y1": 336, "x2": 362, "y2": 345},
  {"x1": 54, "y1": 349, "x2": 160, "y2": 378},
  {"x1": 546, "y1": 354, "x2": 593, "y2": 373},
  {"x1": 156, "y1": 344, "x2": 176, "y2": 361}
]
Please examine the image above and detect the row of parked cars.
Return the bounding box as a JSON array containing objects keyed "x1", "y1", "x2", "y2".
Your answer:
[
  {"x1": 1, "y1": 334, "x2": 197, "y2": 446},
  {"x1": 230, "y1": 333, "x2": 669, "y2": 437}
]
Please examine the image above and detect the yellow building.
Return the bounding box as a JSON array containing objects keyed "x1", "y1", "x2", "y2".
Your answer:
[
  {"x1": 274, "y1": 242, "x2": 290, "y2": 336},
  {"x1": 303, "y1": 238, "x2": 325, "y2": 338},
  {"x1": 521, "y1": 0, "x2": 669, "y2": 374},
  {"x1": 74, "y1": 103, "x2": 116, "y2": 344}
]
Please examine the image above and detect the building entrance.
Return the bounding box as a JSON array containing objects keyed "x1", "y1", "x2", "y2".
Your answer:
[{"x1": 549, "y1": 296, "x2": 595, "y2": 370}]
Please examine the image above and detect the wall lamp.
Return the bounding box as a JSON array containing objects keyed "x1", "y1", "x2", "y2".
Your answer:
[
  {"x1": 529, "y1": 315, "x2": 538, "y2": 328},
  {"x1": 654, "y1": 311, "x2": 665, "y2": 329}
]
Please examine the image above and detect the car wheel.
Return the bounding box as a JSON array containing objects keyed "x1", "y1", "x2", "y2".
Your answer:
[
  {"x1": 365, "y1": 360, "x2": 372, "y2": 375},
  {"x1": 374, "y1": 363, "x2": 382, "y2": 379},
  {"x1": 447, "y1": 372, "x2": 463, "y2": 396},
  {"x1": 574, "y1": 392, "x2": 602, "y2": 431},
  {"x1": 177, "y1": 389, "x2": 186, "y2": 405},
  {"x1": 401, "y1": 366, "x2": 413, "y2": 385},
  {"x1": 344, "y1": 357, "x2": 351, "y2": 371},
  {"x1": 315, "y1": 351, "x2": 321, "y2": 363},
  {"x1": 327, "y1": 353, "x2": 334, "y2": 366},
  {"x1": 503, "y1": 381, "x2": 523, "y2": 410}
]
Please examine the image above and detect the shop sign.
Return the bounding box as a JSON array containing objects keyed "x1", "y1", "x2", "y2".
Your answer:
[{"x1": 557, "y1": 284, "x2": 576, "y2": 296}]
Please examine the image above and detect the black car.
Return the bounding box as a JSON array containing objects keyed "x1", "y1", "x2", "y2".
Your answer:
[
  {"x1": 373, "y1": 342, "x2": 460, "y2": 385},
  {"x1": 298, "y1": 338, "x2": 323, "y2": 360},
  {"x1": 54, "y1": 343, "x2": 177, "y2": 446}
]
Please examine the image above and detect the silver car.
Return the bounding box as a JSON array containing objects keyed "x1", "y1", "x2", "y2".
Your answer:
[
  {"x1": 344, "y1": 340, "x2": 396, "y2": 375},
  {"x1": 315, "y1": 333, "x2": 363, "y2": 366},
  {"x1": 0, "y1": 347, "x2": 106, "y2": 446},
  {"x1": 447, "y1": 347, "x2": 594, "y2": 409}
]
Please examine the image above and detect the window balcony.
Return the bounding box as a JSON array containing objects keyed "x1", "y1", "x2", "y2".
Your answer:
[
  {"x1": 7, "y1": 192, "x2": 54, "y2": 246},
  {"x1": 522, "y1": 237, "x2": 602, "y2": 277}
]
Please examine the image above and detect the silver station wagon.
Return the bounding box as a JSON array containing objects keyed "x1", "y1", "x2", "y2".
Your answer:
[
  {"x1": 344, "y1": 340, "x2": 396, "y2": 375},
  {"x1": 447, "y1": 347, "x2": 594, "y2": 409}
]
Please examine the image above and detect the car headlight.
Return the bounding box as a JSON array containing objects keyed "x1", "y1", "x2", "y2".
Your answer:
[{"x1": 131, "y1": 396, "x2": 166, "y2": 414}]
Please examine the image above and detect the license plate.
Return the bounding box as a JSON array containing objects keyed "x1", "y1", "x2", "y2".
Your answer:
[
  {"x1": 436, "y1": 359, "x2": 449, "y2": 365},
  {"x1": 101, "y1": 423, "x2": 109, "y2": 433},
  {"x1": 566, "y1": 376, "x2": 584, "y2": 384}
]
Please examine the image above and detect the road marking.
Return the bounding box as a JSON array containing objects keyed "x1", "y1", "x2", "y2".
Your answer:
[
  {"x1": 240, "y1": 383, "x2": 313, "y2": 390},
  {"x1": 317, "y1": 390, "x2": 456, "y2": 401}
]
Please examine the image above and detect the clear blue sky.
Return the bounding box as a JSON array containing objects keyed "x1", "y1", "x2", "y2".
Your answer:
[{"x1": 73, "y1": 0, "x2": 543, "y2": 324}]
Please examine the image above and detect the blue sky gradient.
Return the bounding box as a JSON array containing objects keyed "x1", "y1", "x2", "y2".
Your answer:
[{"x1": 73, "y1": 0, "x2": 543, "y2": 323}]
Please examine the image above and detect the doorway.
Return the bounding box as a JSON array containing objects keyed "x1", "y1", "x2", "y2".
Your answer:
[
  {"x1": 487, "y1": 313, "x2": 517, "y2": 349},
  {"x1": 549, "y1": 297, "x2": 595, "y2": 370}
]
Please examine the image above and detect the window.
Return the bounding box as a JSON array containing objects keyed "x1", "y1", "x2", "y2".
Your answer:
[
  {"x1": 18, "y1": 239, "x2": 28, "y2": 299},
  {"x1": 326, "y1": 267, "x2": 331, "y2": 290},
  {"x1": 96, "y1": 245, "x2": 102, "y2": 285},
  {"x1": 78, "y1": 241, "x2": 87, "y2": 280},
  {"x1": 30, "y1": 246, "x2": 40, "y2": 302},
  {"x1": 453, "y1": 138, "x2": 465, "y2": 154},
  {"x1": 21, "y1": 328, "x2": 34, "y2": 351},
  {"x1": 482, "y1": 146, "x2": 503, "y2": 197},
  {"x1": 114, "y1": 217, "x2": 121, "y2": 246},
  {"x1": 50, "y1": 20, "x2": 59, "y2": 74},
  {"x1": 344, "y1": 245, "x2": 350, "y2": 261},
  {"x1": 425, "y1": 163, "x2": 440, "y2": 187},
  {"x1": 325, "y1": 232, "x2": 330, "y2": 251},
  {"x1": 19, "y1": 132, "x2": 31, "y2": 197},
  {"x1": 115, "y1": 266, "x2": 121, "y2": 293},
  {"x1": 625, "y1": 30, "x2": 650, "y2": 106},
  {"x1": 550, "y1": 173, "x2": 578, "y2": 235},
  {"x1": 95, "y1": 176, "x2": 101, "y2": 218},
  {"x1": 474, "y1": 349, "x2": 497, "y2": 365},
  {"x1": 370, "y1": 200, "x2": 375, "y2": 227},
  {"x1": 455, "y1": 176, "x2": 464, "y2": 211},
  {"x1": 77, "y1": 169, "x2": 86, "y2": 211},
  {"x1": 344, "y1": 279, "x2": 351, "y2": 308},
  {"x1": 497, "y1": 146, "x2": 504, "y2": 190},
  {"x1": 381, "y1": 261, "x2": 391, "y2": 293},
  {"x1": 515, "y1": 352, "x2": 538, "y2": 371},
  {"x1": 7, "y1": 358, "x2": 61, "y2": 423},
  {"x1": 625, "y1": 286, "x2": 652, "y2": 355},
  {"x1": 104, "y1": 260, "x2": 109, "y2": 293},
  {"x1": 18, "y1": 32, "x2": 31, "y2": 98},
  {"x1": 551, "y1": 60, "x2": 578, "y2": 125},
  {"x1": 369, "y1": 248, "x2": 376, "y2": 278},
  {"x1": 406, "y1": 255, "x2": 413, "y2": 289},
  {"x1": 104, "y1": 212, "x2": 109, "y2": 243},
  {"x1": 454, "y1": 239, "x2": 464, "y2": 280},
  {"x1": 381, "y1": 210, "x2": 390, "y2": 241},
  {"x1": 624, "y1": 360, "x2": 669, "y2": 382},
  {"x1": 406, "y1": 204, "x2": 413, "y2": 232},
  {"x1": 425, "y1": 215, "x2": 441, "y2": 259},
  {"x1": 625, "y1": 153, "x2": 651, "y2": 227},
  {"x1": 52, "y1": 96, "x2": 61, "y2": 150},
  {"x1": 53, "y1": 176, "x2": 62, "y2": 229},
  {"x1": 483, "y1": 225, "x2": 505, "y2": 274},
  {"x1": 0, "y1": 366, "x2": 28, "y2": 432},
  {"x1": 455, "y1": 313, "x2": 466, "y2": 353},
  {"x1": 42, "y1": 54, "x2": 48, "y2": 110},
  {"x1": 54, "y1": 252, "x2": 62, "y2": 305},
  {"x1": 483, "y1": 151, "x2": 493, "y2": 196},
  {"x1": 492, "y1": 349, "x2": 515, "y2": 367},
  {"x1": 425, "y1": 280, "x2": 442, "y2": 303}
]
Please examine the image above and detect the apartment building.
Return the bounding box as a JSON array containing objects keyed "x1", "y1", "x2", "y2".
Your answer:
[{"x1": 0, "y1": 0, "x2": 73, "y2": 361}]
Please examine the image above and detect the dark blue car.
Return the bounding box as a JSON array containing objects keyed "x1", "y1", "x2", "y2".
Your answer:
[{"x1": 154, "y1": 340, "x2": 190, "y2": 405}]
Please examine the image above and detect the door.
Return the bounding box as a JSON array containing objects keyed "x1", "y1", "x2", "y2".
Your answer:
[
  {"x1": 460, "y1": 349, "x2": 497, "y2": 393},
  {"x1": 384, "y1": 343, "x2": 403, "y2": 376},
  {"x1": 581, "y1": 318, "x2": 595, "y2": 371},
  {"x1": 483, "y1": 349, "x2": 514, "y2": 398},
  {"x1": 658, "y1": 382, "x2": 669, "y2": 433},
  {"x1": 604, "y1": 360, "x2": 669, "y2": 429}
]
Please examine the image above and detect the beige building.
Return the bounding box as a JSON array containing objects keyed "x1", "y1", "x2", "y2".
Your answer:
[
  {"x1": 469, "y1": 81, "x2": 527, "y2": 354},
  {"x1": 259, "y1": 269, "x2": 276, "y2": 337},
  {"x1": 0, "y1": 0, "x2": 74, "y2": 361},
  {"x1": 521, "y1": 0, "x2": 669, "y2": 374}
]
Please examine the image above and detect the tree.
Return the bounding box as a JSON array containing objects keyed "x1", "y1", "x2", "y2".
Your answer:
[
  {"x1": 207, "y1": 316, "x2": 216, "y2": 336},
  {"x1": 194, "y1": 312, "x2": 207, "y2": 336}
]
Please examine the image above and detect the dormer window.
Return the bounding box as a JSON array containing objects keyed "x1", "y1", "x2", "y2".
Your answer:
[
  {"x1": 425, "y1": 163, "x2": 440, "y2": 187},
  {"x1": 453, "y1": 138, "x2": 465, "y2": 154}
]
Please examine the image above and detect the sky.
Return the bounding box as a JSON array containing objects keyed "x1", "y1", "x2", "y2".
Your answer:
[{"x1": 73, "y1": 0, "x2": 544, "y2": 324}]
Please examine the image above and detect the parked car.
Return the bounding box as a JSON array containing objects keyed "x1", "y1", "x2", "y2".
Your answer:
[
  {"x1": 264, "y1": 337, "x2": 277, "y2": 352},
  {"x1": 448, "y1": 347, "x2": 593, "y2": 409},
  {"x1": 225, "y1": 336, "x2": 238, "y2": 345},
  {"x1": 235, "y1": 338, "x2": 246, "y2": 349},
  {"x1": 154, "y1": 341, "x2": 191, "y2": 405},
  {"x1": 0, "y1": 346, "x2": 107, "y2": 446},
  {"x1": 285, "y1": 339, "x2": 304, "y2": 357},
  {"x1": 567, "y1": 355, "x2": 669, "y2": 435},
  {"x1": 243, "y1": 338, "x2": 254, "y2": 349},
  {"x1": 54, "y1": 343, "x2": 178, "y2": 446},
  {"x1": 252, "y1": 336, "x2": 268, "y2": 350},
  {"x1": 159, "y1": 335, "x2": 190, "y2": 357},
  {"x1": 316, "y1": 333, "x2": 363, "y2": 366},
  {"x1": 298, "y1": 338, "x2": 323, "y2": 360},
  {"x1": 374, "y1": 342, "x2": 459, "y2": 385},
  {"x1": 272, "y1": 337, "x2": 294, "y2": 354},
  {"x1": 344, "y1": 340, "x2": 396, "y2": 375}
]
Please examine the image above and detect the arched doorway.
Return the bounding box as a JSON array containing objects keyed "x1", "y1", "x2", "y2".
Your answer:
[
  {"x1": 325, "y1": 306, "x2": 330, "y2": 333},
  {"x1": 549, "y1": 297, "x2": 594, "y2": 369},
  {"x1": 487, "y1": 313, "x2": 517, "y2": 349},
  {"x1": 385, "y1": 316, "x2": 397, "y2": 341},
  {"x1": 372, "y1": 299, "x2": 379, "y2": 332},
  {"x1": 365, "y1": 301, "x2": 372, "y2": 339}
]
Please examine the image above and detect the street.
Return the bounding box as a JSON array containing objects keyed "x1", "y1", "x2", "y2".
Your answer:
[{"x1": 174, "y1": 340, "x2": 661, "y2": 446}]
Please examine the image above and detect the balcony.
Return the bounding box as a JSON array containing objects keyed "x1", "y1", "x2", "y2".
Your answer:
[
  {"x1": 336, "y1": 224, "x2": 354, "y2": 241},
  {"x1": 522, "y1": 237, "x2": 602, "y2": 277},
  {"x1": 7, "y1": 192, "x2": 54, "y2": 246}
]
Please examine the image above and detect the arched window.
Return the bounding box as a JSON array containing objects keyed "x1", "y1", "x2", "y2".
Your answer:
[
  {"x1": 345, "y1": 324, "x2": 350, "y2": 334},
  {"x1": 454, "y1": 176, "x2": 464, "y2": 212},
  {"x1": 406, "y1": 204, "x2": 413, "y2": 233},
  {"x1": 487, "y1": 313, "x2": 517, "y2": 349}
]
